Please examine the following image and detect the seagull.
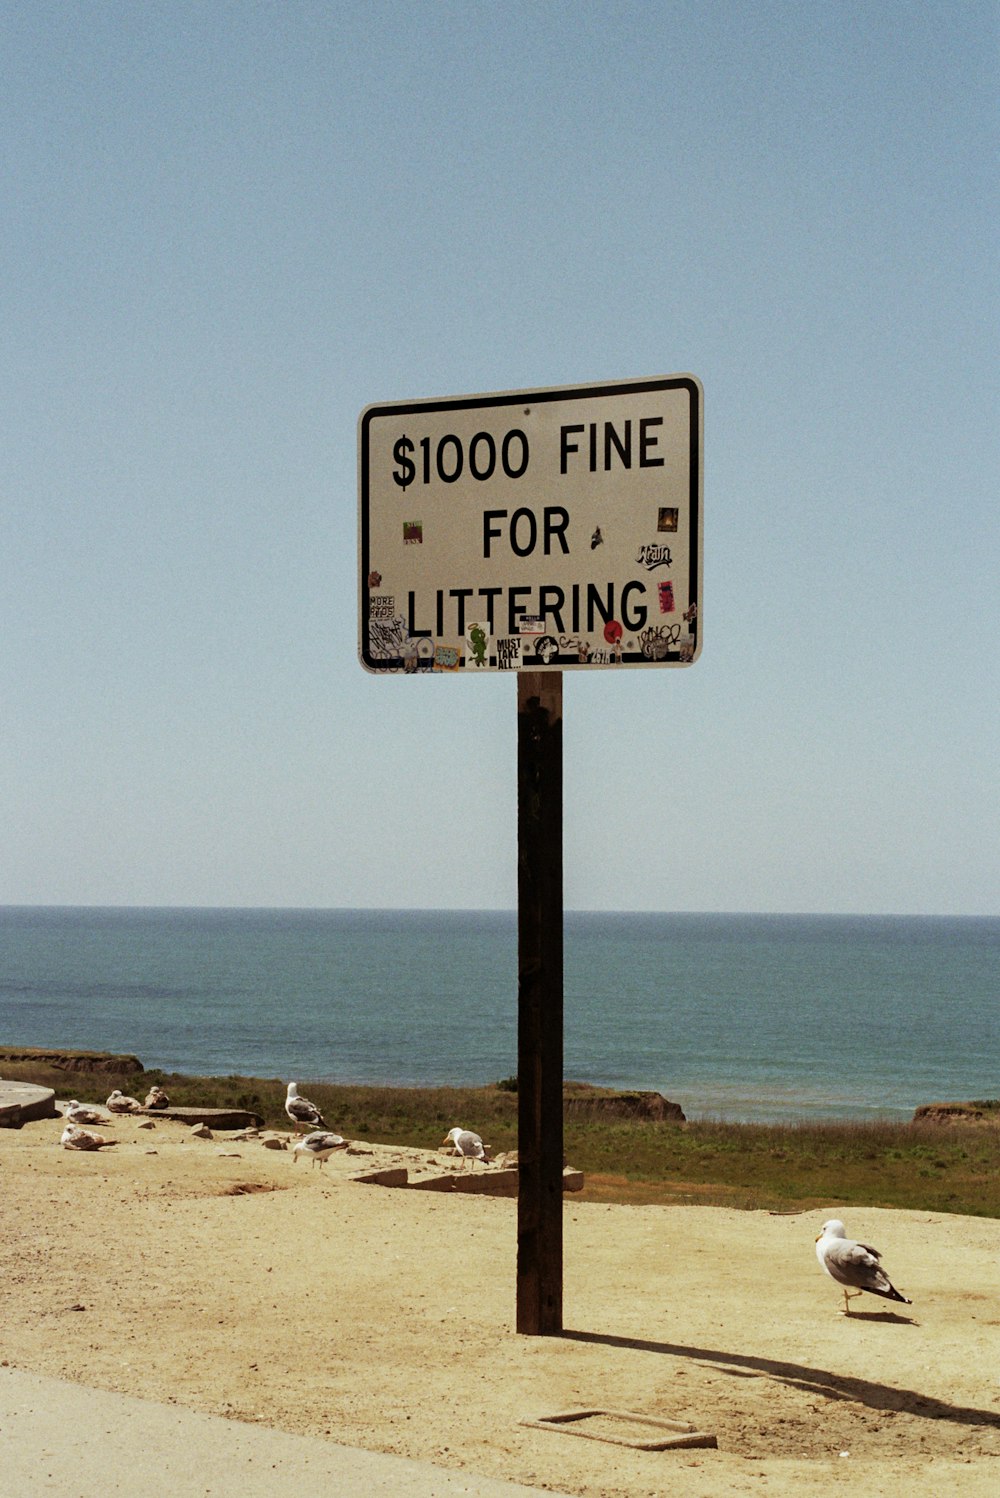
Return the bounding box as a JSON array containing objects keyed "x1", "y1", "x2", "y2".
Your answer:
[
  {"x1": 284, "y1": 1082, "x2": 329, "y2": 1133},
  {"x1": 292, "y1": 1131, "x2": 349, "y2": 1169},
  {"x1": 442, "y1": 1127, "x2": 492, "y2": 1169},
  {"x1": 815, "y1": 1219, "x2": 912, "y2": 1314},
  {"x1": 61, "y1": 1123, "x2": 118, "y2": 1151},
  {"x1": 64, "y1": 1100, "x2": 113, "y2": 1126},
  {"x1": 106, "y1": 1089, "x2": 143, "y2": 1114},
  {"x1": 144, "y1": 1086, "x2": 170, "y2": 1110}
]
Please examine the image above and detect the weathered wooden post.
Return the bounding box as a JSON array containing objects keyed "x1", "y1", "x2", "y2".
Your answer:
[{"x1": 516, "y1": 671, "x2": 564, "y2": 1334}]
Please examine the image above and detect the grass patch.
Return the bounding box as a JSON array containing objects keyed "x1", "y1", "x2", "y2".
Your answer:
[
  {"x1": 5, "y1": 1059, "x2": 997, "y2": 1218},
  {"x1": 564, "y1": 1116, "x2": 1000, "y2": 1215}
]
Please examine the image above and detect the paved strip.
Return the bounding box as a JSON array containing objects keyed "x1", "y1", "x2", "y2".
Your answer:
[{"x1": 0, "y1": 1367, "x2": 568, "y2": 1498}]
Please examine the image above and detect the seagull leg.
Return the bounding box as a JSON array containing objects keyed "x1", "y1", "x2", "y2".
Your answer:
[{"x1": 841, "y1": 1288, "x2": 863, "y2": 1314}]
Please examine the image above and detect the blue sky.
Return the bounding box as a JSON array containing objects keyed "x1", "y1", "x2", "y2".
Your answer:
[{"x1": 2, "y1": 1, "x2": 997, "y2": 914}]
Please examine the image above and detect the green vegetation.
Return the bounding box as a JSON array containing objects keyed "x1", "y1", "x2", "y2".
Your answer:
[
  {"x1": 5, "y1": 1055, "x2": 997, "y2": 1218},
  {"x1": 567, "y1": 1115, "x2": 1000, "y2": 1215}
]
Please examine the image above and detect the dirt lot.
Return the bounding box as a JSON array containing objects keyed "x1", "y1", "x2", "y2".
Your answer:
[{"x1": 2, "y1": 1111, "x2": 998, "y2": 1496}]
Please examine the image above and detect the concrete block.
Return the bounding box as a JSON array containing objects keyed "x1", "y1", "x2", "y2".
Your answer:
[{"x1": 350, "y1": 1167, "x2": 409, "y2": 1187}]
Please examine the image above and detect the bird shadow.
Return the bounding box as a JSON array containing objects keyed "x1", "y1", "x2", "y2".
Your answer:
[
  {"x1": 560, "y1": 1329, "x2": 1000, "y2": 1431},
  {"x1": 839, "y1": 1309, "x2": 917, "y2": 1325}
]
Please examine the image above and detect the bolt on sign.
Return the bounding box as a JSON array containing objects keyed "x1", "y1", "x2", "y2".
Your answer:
[{"x1": 358, "y1": 375, "x2": 702, "y2": 673}]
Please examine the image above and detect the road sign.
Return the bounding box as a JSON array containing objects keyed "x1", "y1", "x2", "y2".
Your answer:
[{"x1": 358, "y1": 375, "x2": 702, "y2": 672}]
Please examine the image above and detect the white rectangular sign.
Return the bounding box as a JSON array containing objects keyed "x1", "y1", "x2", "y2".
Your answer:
[{"x1": 358, "y1": 375, "x2": 702, "y2": 673}]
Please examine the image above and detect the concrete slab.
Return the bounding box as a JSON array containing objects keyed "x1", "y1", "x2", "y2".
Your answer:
[
  {"x1": 0, "y1": 1080, "x2": 56, "y2": 1125},
  {"x1": 147, "y1": 1105, "x2": 265, "y2": 1128},
  {"x1": 408, "y1": 1167, "x2": 520, "y2": 1196},
  {"x1": 51, "y1": 1099, "x2": 264, "y2": 1130},
  {"x1": 406, "y1": 1167, "x2": 584, "y2": 1197},
  {"x1": 350, "y1": 1166, "x2": 409, "y2": 1186},
  {"x1": 0, "y1": 1367, "x2": 570, "y2": 1498}
]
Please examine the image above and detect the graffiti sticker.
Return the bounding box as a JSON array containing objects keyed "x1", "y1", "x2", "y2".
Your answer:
[
  {"x1": 496, "y1": 636, "x2": 522, "y2": 670},
  {"x1": 368, "y1": 594, "x2": 397, "y2": 620},
  {"x1": 465, "y1": 621, "x2": 491, "y2": 668},
  {"x1": 368, "y1": 615, "x2": 410, "y2": 661},
  {"x1": 635, "y1": 543, "x2": 673, "y2": 570},
  {"x1": 433, "y1": 644, "x2": 461, "y2": 670}
]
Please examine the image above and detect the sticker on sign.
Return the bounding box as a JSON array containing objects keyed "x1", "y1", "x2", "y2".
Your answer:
[{"x1": 358, "y1": 375, "x2": 702, "y2": 673}]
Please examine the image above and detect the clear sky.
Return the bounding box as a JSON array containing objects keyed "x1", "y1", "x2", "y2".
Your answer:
[{"x1": 2, "y1": 1, "x2": 997, "y2": 914}]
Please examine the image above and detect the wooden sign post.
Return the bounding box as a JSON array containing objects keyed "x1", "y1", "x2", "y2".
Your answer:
[
  {"x1": 359, "y1": 375, "x2": 702, "y2": 1338},
  {"x1": 516, "y1": 671, "x2": 564, "y2": 1334}
]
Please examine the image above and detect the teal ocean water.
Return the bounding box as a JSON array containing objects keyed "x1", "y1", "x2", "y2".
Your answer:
[{"x1": 0, "y1": 907, "x2": 996, "y2": 1124}]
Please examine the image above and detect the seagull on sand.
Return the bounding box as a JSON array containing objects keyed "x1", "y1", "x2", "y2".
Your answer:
[
  {"x1": 106, "y1": 1089, "x2": 143, "y2": 1114},
  {"x1": 284, "y1": 1082, "x2": 329, "y2": 1133},
  {"x1": 815, "y1": 1219, "x2": 912, "y2": 1314},
  {"x1": 442, "y1": 1127, "x2": 492, "y2": 1169},
  {"x1": 64, "y1": 1101, "x2": 113, "y2": 1126},
  {"x1": 61, "y1": 1123, "x2": 118, "y2": 1151},
  {"x1": 292, "y1": 1131, "x2": 349, "y2": 1168}
]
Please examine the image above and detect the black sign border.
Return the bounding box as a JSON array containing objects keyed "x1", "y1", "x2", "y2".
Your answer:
[{"x1": 359, "y1": 376, "x2": 701, "y2": 673}]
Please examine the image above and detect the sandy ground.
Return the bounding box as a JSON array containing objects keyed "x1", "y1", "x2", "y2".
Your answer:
[{"x1": 2, "y1": 1110, "x2": 998, "y2": 1497}]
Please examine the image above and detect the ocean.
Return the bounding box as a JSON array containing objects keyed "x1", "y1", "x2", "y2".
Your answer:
[{"x1": 0, "y1": 907, "x2": 996, "y2": 1124}]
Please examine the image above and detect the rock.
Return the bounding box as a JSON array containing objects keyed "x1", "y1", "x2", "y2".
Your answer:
[
  {"x1": 137, "y1": 1119, "x2": 156, "y2": 1130},
  {"x1": 0, "y1": 1047, "x2": 143, "y2": 1074},
  {"x1": 260, "y1": 1136, "x2": 286, "y2": 1151},
  {"x1": 189, "y1": 1123, "x2": 213, "y2": 1139},
  {"x1": 913, "y1": 1101, "x2": 999, "y2": 1125},
  {"x1": 562, "y1": 1085, "x2": 685, "y2": 1122}
]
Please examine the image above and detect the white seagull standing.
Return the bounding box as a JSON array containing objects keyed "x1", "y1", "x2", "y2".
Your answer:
[
  {"x1": 284, "y1": 1082, "x2": 329, "y2": 1133},
  {"x1": 442, "y1": 1127, "x2": 492, "y2": 1169},
  {"x1": 61, "y1": 1123, "x2": 118, "y2": 1151},
  {"x1": 815, "y1": 1219, "x2": 912, "y2": 1314},
  {"x1": 292, "y1": 1131, "x2": 349, "y2": 1168}
]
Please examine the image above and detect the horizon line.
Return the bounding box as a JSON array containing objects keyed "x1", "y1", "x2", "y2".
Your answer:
[{"x1": 1, "y1": 903, "x2": 996, "y2": 921}]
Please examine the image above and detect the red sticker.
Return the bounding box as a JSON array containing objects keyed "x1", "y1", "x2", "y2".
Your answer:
[{"x1": 658, "y1": 581, "x2": 675, "y2": 614}]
